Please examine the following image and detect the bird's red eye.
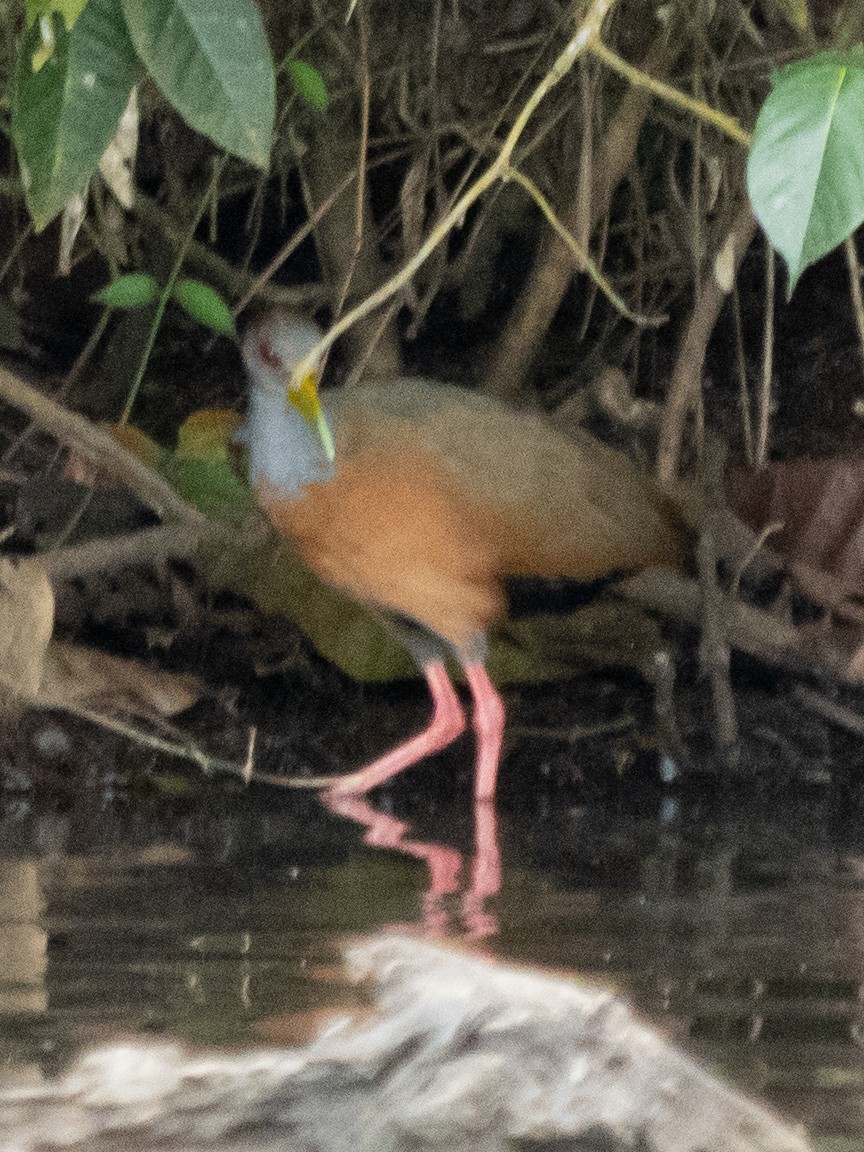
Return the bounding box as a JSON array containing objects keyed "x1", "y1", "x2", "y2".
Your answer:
[{"x1": 259, "y1": 338, "x2": 281, "y2": 370}]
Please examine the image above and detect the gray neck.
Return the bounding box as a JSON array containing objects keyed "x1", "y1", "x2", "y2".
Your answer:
[{"x1": 247, "y1": 387, "x2": 334, "y2": 496}]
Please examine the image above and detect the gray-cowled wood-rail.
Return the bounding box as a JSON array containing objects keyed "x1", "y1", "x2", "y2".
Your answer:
[{"x1": 242, "y1": 313, "x2": 682, "y2": 800}]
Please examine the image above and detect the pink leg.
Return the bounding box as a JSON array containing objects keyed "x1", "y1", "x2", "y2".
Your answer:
[
  {"x1": 320, "y1": 791, "x2": 463, "y2": 909},
  {"x1": 470, "y1": 799, "x2": 502, "y2": 900},
  {"x1": 325, "y1": 660, "x2": 465, "y2": 794},
  {"x1": 464, "y1": 661, "x2": 506, "y2": 800},
  {"x1": 463, "y1": 798, "x2": 501, "y2": 939}
]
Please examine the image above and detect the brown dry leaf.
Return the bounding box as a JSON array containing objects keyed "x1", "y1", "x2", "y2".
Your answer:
[
  {"x1": 0, "y1": 557, "x2": 54, "y2": 699},
  {"x1": 727, "y1": 453, "x2": 864, "y2": 681},
  {"x1": 727, "y1": 453, "x2": 864, "y2": 593},
  {"x1": 37, "y1": 641, "x2": 200, "y2": 719}
]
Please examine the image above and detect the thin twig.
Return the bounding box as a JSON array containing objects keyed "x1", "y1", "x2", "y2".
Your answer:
[
  {"x1": 0, "y1": 221, "x2": 32, "y2": 289},
  {"x1": 844, "y1": 234, "x2": 864, "y2": 387},
  {"x1": 729, "y1": 520, "x2": 784, "y2": 599},
  {"x1": 697, "y1": 441, "x2": 738, "y2": 754},
  {"x1": 650, "y1": 647, "x2": 690, "y2": 772},
  {"x1": 242, "y1": 726, "x2": 256, "y2": 786},
  {"x1": 233, "y1": 168, "x2": 354, "y2": 317},
  {"x1": 792, "y1": 683, "x2": 864, "y2": 739},
  {"x1": 507, "y1": 166, "x2": 664, "y2": 326},
  {"x1": 60, "y1": 704, "x2": 249, "y2": 778},
  {"x1": 42, "y1": 521, "x2": 211, "y2": 582},
  {"x1": 731, "y1": 286, "x2": 754, "y2": 464},
  {"x1": 510, "y1": 716, "x2": 633, "y2": 741},
  {"x1": 42, "y1": 658, "x2": 290, "y2": 791},
  {"x1": 134, "y1": 192, "x2": 324, "y2": 312},
  {"x1": 589, "y1": 39, "x2": 751, "y2": 146},
  {"x1": 121, "y1": 157, "x2": 225, "y2": 424},
  {"x1": 288, "y1": 0, "x2": 623, "y2": 383},
  {"x1": 0, "y1": 361, "x2": 203, "y2": 524},
  {"x1": 331, "y1": 1, "x2": 371, "y2": 337},
  {"x1": 755, "y1": 240, "x2": 774, "y2": 468},
  {"x1": 353, "y1": 0, "x2": 371, "y2": 271},
  {"x1": 64, "y1": 307, "x2": 112, "y2": 392},
  {"x1": 657, "y1": 202, "x2": 756, "y2": 487},
  {"x1": 234, "y1": 170, "x2": 357, "y2": 318}
]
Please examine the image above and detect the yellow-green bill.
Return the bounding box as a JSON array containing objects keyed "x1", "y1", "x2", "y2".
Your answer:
[{"x1": 288, "y1": 371, "x2": 335, "y2": 462}]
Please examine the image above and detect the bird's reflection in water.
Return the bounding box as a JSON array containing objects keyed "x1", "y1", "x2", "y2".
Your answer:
[{"x1": 320, "y1": 790, "x2": 501, "y2": 938}]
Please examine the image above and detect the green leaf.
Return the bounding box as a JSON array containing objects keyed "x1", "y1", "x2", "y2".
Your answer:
[
  {"x1": 25, "y1": 0, "x2": 88, "y2": 30},
  {"x1": 288, "y1": 59, "x2": 328, "y2": 112},
  {"x1": 166, "y1": 457, "x2": 256, "y2": 519},
  {"x1": 93, "y1": 272, "x2": 159, "y2": 308},
  {"x1": 166, "y1": 408, "x2": 252, "y2": 518},
  {"x1": 121, "y1": 0, "x2": 274, "y2": 168},
  {"x1": 172, "y1": 278, "x2": 236, "y2": 335},
  {"x1": 210, "y1": 533, "x2": 418, "y2": 682},
  {"x1": 175, "y1": 408, "x2": 242, "y2": 461},
  {"x1": 12, "y1": 0, "x2": 138, "y2": 232},
  {"x1": 747, "y1": 49, "x2": 864, "y2": 294}
]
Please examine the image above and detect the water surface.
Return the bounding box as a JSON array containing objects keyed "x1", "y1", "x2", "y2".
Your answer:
[{"x1": 1, "y1": 759, "x2": 862, "y2": 1146}]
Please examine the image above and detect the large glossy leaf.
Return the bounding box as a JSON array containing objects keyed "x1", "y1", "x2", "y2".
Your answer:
[
  {"x1": 12, "y1": 0, "x2": 138, "y2": 232},
  {"x1": 747, "y1": 49, "x2": 864, "y2": 293},
  {"x1": 25, "y1": 0, "x2": 88, "y2": 29},
  {"x1": 121, "y1": 0, "x2": 274, "y2": 168},
  {"x1": 210, "y1": 531, "x2": 418, "y2": 682}
]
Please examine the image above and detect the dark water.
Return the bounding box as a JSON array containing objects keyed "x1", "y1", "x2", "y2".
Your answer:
[{"x1": 1, "y1": 757, "x2": 863, "y2": 1148}]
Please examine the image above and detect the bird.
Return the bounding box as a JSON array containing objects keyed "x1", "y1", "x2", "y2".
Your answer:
[{"x1": 242, "y1": 312, "x2": 683, "y2": 800}]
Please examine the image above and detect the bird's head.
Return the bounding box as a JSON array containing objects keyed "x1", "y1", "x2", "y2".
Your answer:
[{"x1": 242, "y1": 312, "x2": 335, "y2": 462}]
